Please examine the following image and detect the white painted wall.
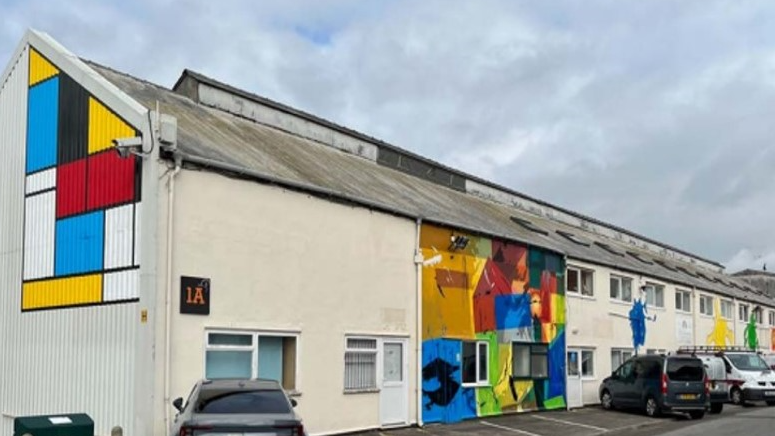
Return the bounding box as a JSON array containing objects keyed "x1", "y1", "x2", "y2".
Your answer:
[
  {"x1": 565, "y1": 258, "x2": 775, "y2": 406},
  {"x1": 154, "y1": 168, "x2": 418, "y2": 435}
]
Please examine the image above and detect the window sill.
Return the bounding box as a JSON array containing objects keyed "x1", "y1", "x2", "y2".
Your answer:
[
  {"x1": 462, "y1": 383, "x2": 491, "y2": 389},
  {"x1": 568, "y1": 293, "x2": 596, "y2": 301},
  {"x1": 609, "y1": 299, "x2": 633, "y2": 306},
  {"x1": 287, "y1": 390, "x2": 302, "y2": 397},
  {"x1": 343, "y1": 388, "x2": 380, "y2": 395},
  {"x1": 675, "y1": 310, "x2": 692, "y2": 315},
  {"x1": 699, "y1": 314, "x2": 714, "y2": 319},
  {"x1": 581, "y1": 375, "x2": 596, "y2": 380},
  {"x1": 649, "y1": 306, "x2": 666, "y2": 311}
]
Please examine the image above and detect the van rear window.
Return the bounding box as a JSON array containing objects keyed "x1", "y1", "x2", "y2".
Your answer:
[{"x1": 667, "y1": 359, "x2": 704, "y2": 381}]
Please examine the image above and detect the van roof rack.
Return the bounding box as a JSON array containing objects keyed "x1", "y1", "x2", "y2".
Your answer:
[{"x1": 676, "y1": 345, "x2": 752, "y2": 354}]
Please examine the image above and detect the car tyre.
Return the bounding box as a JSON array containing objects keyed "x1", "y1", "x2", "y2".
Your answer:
[
  {"x1": 689, "y1": 410, "x2": 705, "y2": 420},
  {"x1": 644, "y1": 396, "x2": 660, "y2": 417},
  {"x1": 710, "y1": 402, "x2": 723, "y2": 414},
  {"x1": 601, "y1": 390, "x2": 614, "y2": 410},
  {"x1": 730, "y1": 387, "x2": 744, "y2": 406}
]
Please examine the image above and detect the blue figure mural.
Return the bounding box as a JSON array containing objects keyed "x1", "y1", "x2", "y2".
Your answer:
[{"x1": 629, "y1": 286, "x2": 657, "y2": 354}]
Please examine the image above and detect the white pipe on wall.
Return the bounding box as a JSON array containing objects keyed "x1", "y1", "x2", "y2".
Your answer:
[
  {"x1": 414, "y1": 218, "x2": 423, "y2": 428},
  {"x1": 163, "y1": 156, "x2": 182, "y2": 432}
]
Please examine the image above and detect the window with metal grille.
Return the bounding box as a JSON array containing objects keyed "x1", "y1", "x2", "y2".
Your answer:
[{"x1": 344, "y1": 337, "x2": 378, "y2": 391}]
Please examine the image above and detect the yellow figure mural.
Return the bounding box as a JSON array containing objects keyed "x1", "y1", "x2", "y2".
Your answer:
[{"x1": 706, "y1": 299, "x2": 734, "y2": 346}]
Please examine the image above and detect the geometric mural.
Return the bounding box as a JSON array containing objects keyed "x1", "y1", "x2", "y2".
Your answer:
[
  {"x1": 21, "y1": 47, "x2": 141, "y2": 311},
  {"x1": 420, "y1": 224, "x2": 566, "y2": 424}
]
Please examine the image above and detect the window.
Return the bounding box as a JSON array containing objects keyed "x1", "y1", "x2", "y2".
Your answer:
[
  {"x1": 675, "y1": 289, "x2": 691, "y2": 313},
  {"x1": 666, "y1": 358, "x2": 704, "y2": 382},
  {"x1": 610, "y1": 275, "x2": 633, "y2": 302},
  {"x1": 646, "y1": 349, "x2": 666, "y2": 355},
  {"x1": 512, "y1": 343, "x2": 549, "y2": 378},
  {"x1": 753, "y1": 307, "x2": 763, "y2": 324},
  {"x1": 197, "y1": 390, "x2": 292, "y2": 414},
  {"x1": 205, "y1": 331, "x2": 298, "y2": 391},
  {"x1": 462, "y1": 341, "x2": 489, "y2": 385},
  {"x1": 581, "y1": 350, "x2": 594, "y2": 377},
  {"x1": 720, "y1": 300, "x2": 733, "y2": 319},
  {"x1": 567, "y1": 267, "x2": 594, "y2": 296},
  {"x1": 344, "y1": 338, "x2": 378, "y2": 391},
  {"x1": 739, "y1": 304, "x2": 749, "y2": 322},
  {"x1": 699, "y1": 295, "x2": 714, "y2": 316},
  {"x1": 769, "y1": 311, "x2": 775, "y2": 327},
  {"x1": 643, "y1": 283, "x2": 665, "y2": 308},
  {"x1": 611, "y1": 348, "x2": 633, "y2": 371}
]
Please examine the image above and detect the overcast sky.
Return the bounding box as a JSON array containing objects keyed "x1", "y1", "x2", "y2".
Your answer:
[{"x1": 2, "y1": 0, "x2": 774, "y2": 272}]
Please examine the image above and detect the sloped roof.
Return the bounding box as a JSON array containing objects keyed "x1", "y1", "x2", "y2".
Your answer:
[{"x1": 87, "y1": 62, "x2": 774, "y2": 307}]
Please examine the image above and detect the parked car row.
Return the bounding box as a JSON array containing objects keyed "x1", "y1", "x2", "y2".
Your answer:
[{"x1": 600, "y1": 346, "x2": 775, "y2": 420}]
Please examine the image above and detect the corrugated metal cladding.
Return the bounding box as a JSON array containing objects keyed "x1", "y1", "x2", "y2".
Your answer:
[{"x1": 1, "y1": 44, "x2": 140, "y2": 436}]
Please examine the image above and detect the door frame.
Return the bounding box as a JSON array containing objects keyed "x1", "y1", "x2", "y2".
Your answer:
[
  {"x1": 379, "y1": 337, "x2": 409, "y2": 427},
  {"x1": 566, "y1": 348, "x2": 584, "y2": 409}
]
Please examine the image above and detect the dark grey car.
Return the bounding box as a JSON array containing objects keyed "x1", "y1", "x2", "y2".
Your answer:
[
  {"x1": 171, "y1": 379, "x2": 305, "y2": 436},
  {"x1": 599, "y1": 355, "x2": 709, "y2": 419}
]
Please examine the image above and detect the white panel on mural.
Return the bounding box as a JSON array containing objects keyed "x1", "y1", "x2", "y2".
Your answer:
[
  {"x1": 23, "y1": 191, "x2": 55, "y2": 280},
  {"x1": 103, "y1": 269, "x2": 139, "y2": 302},
  {"x1": 676, "y1": 316, "x2": 693, "y2": 346},
  {"x1": 25, "y1": 168, "x2": 56, "y2": 195},
  {"x1": 104, "y1": 204, "x2": 134, "y2": 269},
  {"x1": 133, "y1": 201, "x2": 142, "y2": 266}
]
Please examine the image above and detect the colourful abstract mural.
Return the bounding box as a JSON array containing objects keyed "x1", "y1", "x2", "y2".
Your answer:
[
  {"x1": 21, "y1": 47, "x2": 142, "y2": 311},
  {"x1": 420, "y1": 224, "x2": 566, "y2": 423}
]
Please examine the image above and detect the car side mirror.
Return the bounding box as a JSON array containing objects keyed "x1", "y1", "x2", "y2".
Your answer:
[
  {"x1": 290, "y1": 399, "x2": 298, "y2": 408},
  {"x1": 172, "y1": 397, "x2": 184, "y2": 412}
]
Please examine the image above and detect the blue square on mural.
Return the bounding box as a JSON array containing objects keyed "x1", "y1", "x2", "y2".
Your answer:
[
  {"x1": 422, "y1": 339, "x2": 468, "y2": 424},
  {"x1": 55, "y1": 211, "x2": 104, "y2": 276},
  {"x1": 495, "y1": 294, "x2": 532, "y2": 330},
  {"x1": 27, "y1": 76, "x2": 59, "y2": 174},
  {"x1": 547, "y1": 332, "x2": 566, "y2": 399}
]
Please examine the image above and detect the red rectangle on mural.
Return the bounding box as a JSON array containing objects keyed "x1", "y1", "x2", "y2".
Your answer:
[
  {"x1": 56, "y1": 158, "x2": 87, "y2": 218},
  {"x1": 87, "y1": 150, "x2": 135, "y2": 210}
]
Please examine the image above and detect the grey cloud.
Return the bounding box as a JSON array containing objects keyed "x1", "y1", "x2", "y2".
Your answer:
[{"x1": 2, "y1": 0, "x2": 774, "y2": 272}]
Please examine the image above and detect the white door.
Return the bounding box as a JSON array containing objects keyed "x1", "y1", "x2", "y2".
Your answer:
[
  {"x1": 567, "y1": 349, "x2": 583, "y2": 409},
  {"x1": 380, "y1": 340, "x2": 408, "y2": 426}
]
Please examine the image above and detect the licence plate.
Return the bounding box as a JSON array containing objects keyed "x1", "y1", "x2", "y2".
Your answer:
[
  {"x1": 678, "y1": 394, "x2": 697, "y2": 400},
  {"x1": 765, "y1": 391, "x2": 775, "y2": 397}
]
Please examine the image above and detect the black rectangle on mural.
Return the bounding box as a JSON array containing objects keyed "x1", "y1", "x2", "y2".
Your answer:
[
  {"x1": 58, "y1": 73, "x2": 89, "y2": 164},
  {"x1": 180, "y1": 276, "x2": 210, "y2": 315}
]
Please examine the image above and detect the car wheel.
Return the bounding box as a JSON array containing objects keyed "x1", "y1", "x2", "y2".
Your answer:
[
  {"x1": 644, "y1": 396, "x2": 660, "y2": 417},
  {"x1": 730, "y1": 387, "x2": 744, "y2": 406},
  {"x1": 601, "y1": 390, "x2": 614, "y2": 410},
  {"x1": 689, "y1": 410, "x2": 705, "y2": 420},
  {"x1": 710, "y1": 402, "x2": 723, "y2": 414}
]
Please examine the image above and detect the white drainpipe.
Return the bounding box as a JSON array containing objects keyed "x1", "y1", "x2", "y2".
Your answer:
[
  {"x1": 413, "y1": 218, "x2": 423, "y2": 427},
  {"x1": 163, "y1": 155, "x2": 182, "y2": 432}
]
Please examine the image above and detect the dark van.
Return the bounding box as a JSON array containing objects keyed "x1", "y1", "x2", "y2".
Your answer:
[{"x1": 599, "y1": 354, "x2": 709, "y2": 419}]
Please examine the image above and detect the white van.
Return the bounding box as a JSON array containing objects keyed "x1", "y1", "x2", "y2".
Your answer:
[
  {"x1": 677, "y1": 346, "x2": 775, "y2": 406},
  {"x1": 721, "y1": 351, "x2": 775, "y2": 405}
]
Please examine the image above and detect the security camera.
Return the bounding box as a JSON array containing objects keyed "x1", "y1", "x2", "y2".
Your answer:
[{"x1": 112, "y1": 137, "x2": 143, "y2": 158}]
